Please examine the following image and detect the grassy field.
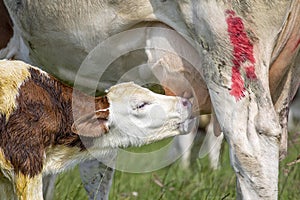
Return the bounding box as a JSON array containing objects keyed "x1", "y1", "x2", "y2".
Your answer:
[{"x1": 54, "y1": 130, "x2": 300, "y2": 200}]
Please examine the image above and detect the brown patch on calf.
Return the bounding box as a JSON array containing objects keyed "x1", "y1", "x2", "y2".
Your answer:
[
  {"x1": 72, "y1": 109, "x2": 110, "y2": 137},
  {"x1": 0, "y1": 0, "x2": 13, "y2": 49},
  {"x1": 95, "y1": 96, "x2": 109, "y2": 110},
  {"x1": 0, "y1": 67, "x2": 110, "y2": 177}
]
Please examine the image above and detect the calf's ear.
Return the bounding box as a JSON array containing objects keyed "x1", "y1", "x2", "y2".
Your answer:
[{"x1": 71, "y1": 110, "x2": 110, "y2": 137}]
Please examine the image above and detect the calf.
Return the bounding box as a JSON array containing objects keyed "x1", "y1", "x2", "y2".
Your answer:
[{"x1": 0, "y1": 60, "x2": 193, "y2": 199}]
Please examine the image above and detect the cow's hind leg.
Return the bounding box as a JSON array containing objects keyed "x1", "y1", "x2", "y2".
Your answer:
[{"x1": 209, "y1": 87, "x2": 281, "y2": 200}]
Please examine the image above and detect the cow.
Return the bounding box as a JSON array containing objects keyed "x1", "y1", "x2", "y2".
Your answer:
[{"x1": 1, "y1": 0, "x2": 299, "y2": 199}]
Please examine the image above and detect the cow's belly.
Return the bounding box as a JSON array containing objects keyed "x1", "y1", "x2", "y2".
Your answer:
[
  {"x1": 4, "y1": 0, "x2": 194, "y2": 88},
  {"x1": 3, "y1": 1, "x2": 152, "y2": 84}
]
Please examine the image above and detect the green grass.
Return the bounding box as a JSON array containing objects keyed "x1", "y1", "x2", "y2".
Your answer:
[
  {"x1": 109, "y1": 142, "x2": 236, "y2": 200},
  {"x1": 53, "y1": 131, "x2": 300, "y2": 200}
]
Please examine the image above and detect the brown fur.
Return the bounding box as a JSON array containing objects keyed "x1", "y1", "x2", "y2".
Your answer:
[
  {"x1": 0, "y1": 0, "x2": 13, "y2": 49},
  {"x1": 0, "y1": 67, "x2": 110, "y2": 177}
]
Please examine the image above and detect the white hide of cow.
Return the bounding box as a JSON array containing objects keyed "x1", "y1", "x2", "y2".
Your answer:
[{"x1": 2, "y1": 0, "x2": 300, "y2": 199}]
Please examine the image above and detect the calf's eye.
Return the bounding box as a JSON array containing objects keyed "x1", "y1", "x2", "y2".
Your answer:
[{"x1": 136, "y1": 102, "x2": 150, "y2": 109}]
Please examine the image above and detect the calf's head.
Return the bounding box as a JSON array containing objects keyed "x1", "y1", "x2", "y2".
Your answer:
[{"x1": 72, "y1": 82, "x2": 194, "y2": 148}]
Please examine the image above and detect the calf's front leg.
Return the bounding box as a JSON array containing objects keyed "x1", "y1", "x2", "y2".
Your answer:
[{"x1": 14, "y1": 173, "x2": 43, "y2": 200}]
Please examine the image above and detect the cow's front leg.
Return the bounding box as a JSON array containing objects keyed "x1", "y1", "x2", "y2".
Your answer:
[
  {"x1": 14, "y1": 173, "x2": 43, "y2": 200},
  {"x1": 179, "y1": 1, "x2": 293, "y2": 198},
  {"x1": 204, "y1": 32, "x2": 282, "y2": 199},
  {"x1": 208, "y1": 79, "x2": 281, "y2": 200},
  {"x1": 79, "y1": 159, "x2": 115, "y2": 200},
  {"x1": 43, "y1": 174, "x2": 57, "y2": 200}
]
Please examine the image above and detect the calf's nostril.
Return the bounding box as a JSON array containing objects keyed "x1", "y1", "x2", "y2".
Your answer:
[{"x1": 182, "y1": 98, "x2": 190, "y2": 107}]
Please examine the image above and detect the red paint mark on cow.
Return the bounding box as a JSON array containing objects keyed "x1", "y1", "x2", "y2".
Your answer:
[
  {"x1": 226, "y1": 10, "x2": 257, "y2": 100},
  {"x1": 245, "y1": 66, "x2": 257, "y2": 79},
  {"x1": 225, "y1": 10, "x2": 235, "y2": 15},
  {"x1": 230, "y1": 66, "x2": 245, "y2": 99}
]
